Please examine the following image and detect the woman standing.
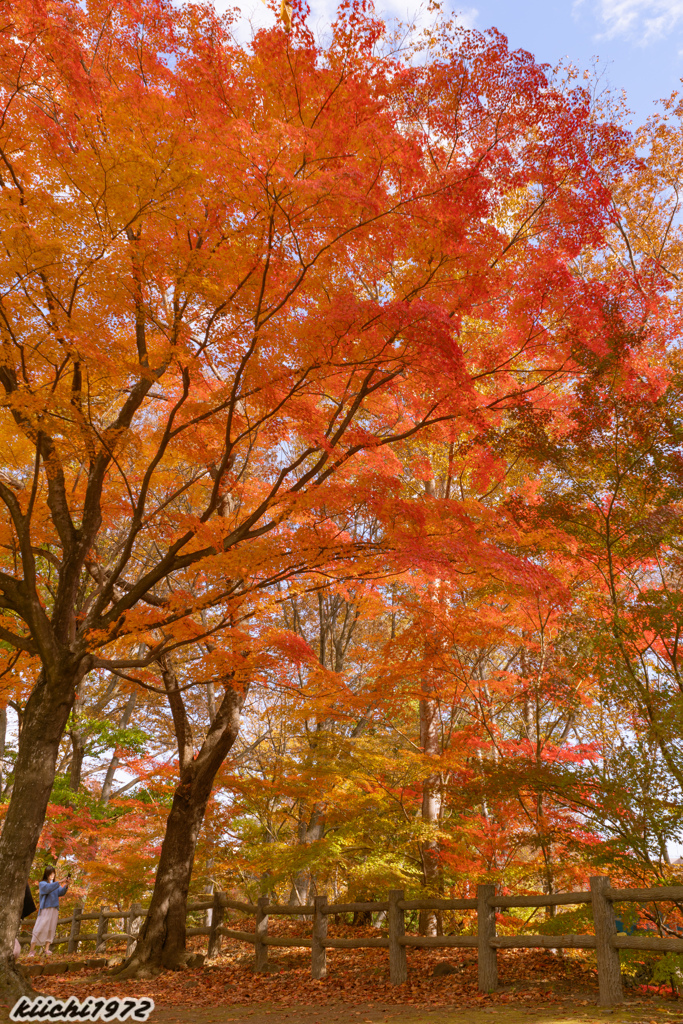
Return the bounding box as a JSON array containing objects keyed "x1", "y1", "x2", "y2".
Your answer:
[{"x1": 28, "y1": 867, "x2": 69, "y2": 956}]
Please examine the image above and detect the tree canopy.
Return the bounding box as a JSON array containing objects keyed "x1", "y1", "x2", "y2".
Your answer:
[{"x1": 0, "y1": 0, "x2": 682, "y2": 999}]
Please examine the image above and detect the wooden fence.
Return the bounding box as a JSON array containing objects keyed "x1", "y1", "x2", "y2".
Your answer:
[{"x1": 20, "y1": 877, "x2": 683, "y2": 1007}]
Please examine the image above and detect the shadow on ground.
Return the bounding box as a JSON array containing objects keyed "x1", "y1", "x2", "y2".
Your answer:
[{"x1": 149, "y1": 1001, "x2": 683, "y2": 1024}]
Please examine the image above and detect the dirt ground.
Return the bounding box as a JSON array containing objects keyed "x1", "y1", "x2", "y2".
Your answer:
[
  {"x1": 3, "y1": 945, "x2": 683, "y2": 1024},
  {"x1": 148, "y1": 1002, "x2": 683, "y2": 1024},
  {"x1": 4, "y1": 994, "x2": 683, "y2": 1024}
]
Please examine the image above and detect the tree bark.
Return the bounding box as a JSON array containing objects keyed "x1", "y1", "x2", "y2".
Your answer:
[
  {"x1": 0, "y1": 705, "x2": 6, "y2": 795},
  {"x1": 101, "y1": 690, "x2": 137, "y2": 805},
  {"x1": 206, "y1": 681, "x2": 216, "y2": 726},
  {"x1": 0, "y1": 663, "x2": 85, "y2": 1002},
  {"x1": 282, "y1": 589, "x2": 354, "y2": 907},
  {"x1": 352, "y1": 910, "x2": 372, "y2": 926},
  {"x1": 419, "y1": 694, "x2": 442, "y2": 937},
  {"x1": 68, "y1": 728, "x2": 85, "y2": 793},
  {"x1": 288, "y1": 803, "x2": 324, "y2": 906},
  {"x1": 113, "y1": 674, "x2": 245, "y2": 978}
]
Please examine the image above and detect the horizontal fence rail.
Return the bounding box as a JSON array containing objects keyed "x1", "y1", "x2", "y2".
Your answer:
[{"x1": 17, "y1": 877, "x2": 683, "y2": 1006}]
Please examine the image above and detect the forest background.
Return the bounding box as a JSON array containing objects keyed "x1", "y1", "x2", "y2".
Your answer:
[{"x1": 2, "y1": 0, "x2": 683, "y2": 996}]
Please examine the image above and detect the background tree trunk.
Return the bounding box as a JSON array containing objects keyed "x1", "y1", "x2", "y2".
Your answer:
[
  {"x1": 101, "y1": 691, "x2": 137, "y2": 805},
  {"x1": 419, "y1": 693, "x2": 443, "y2": 937},
  {"x1": 288, "y1": 803, "x2": 324, "y2": 905},
  {"x1": 68, "y1": 728, "x2": 85, "y2": 793}
]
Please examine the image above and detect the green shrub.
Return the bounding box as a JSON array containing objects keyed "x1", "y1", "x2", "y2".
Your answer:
[
  {"x1": 620, "y1": 948, "x2": 683, "y2": 994},
  {"x1": 651, "y1": 952, "x2": 683, "y2": 995}
]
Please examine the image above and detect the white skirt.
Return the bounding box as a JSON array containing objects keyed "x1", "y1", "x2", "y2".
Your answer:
[{"x1": 32, "y1": 907, "x2": 59, "y2": 946}]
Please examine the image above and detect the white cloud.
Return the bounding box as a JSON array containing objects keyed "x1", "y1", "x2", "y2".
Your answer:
[
  {"x1": 209, "y1": 0, "x2": 477, "y2": 47},
  {"x1": 583, "y1": 0, "x2": 683, "y2": 42},
  {"x1": 211, "y1": 0, "x2": 276, "y2": 40}
]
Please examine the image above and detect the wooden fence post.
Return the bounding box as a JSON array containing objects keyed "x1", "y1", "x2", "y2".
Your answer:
[
  {"x1": 590, "y1": 876, "x2": 623, "y2": 1007},
  {"x1": 67, "y1": 904, "x2": 83, "y2": 954},
  {"x1": 127, "y1": 903, "x2": 143, "y2": 957},
  {"x1": 477, "y1": 884, "x2": 498, "y2": 993},
  {"x1": 254, "y1": 896, "x2": 269, "y2": 972},
  {"x1": 96, "y1": 908, "x2": 108, "y2": 953},
  {"x1": 388, "y1": 889, "x2": 407, "y2": 985},
  {"x1": 207, "y1": 891, "x2": 225, "y2": 959},
  {"x1": 311, "y1": 895, "x2": 327, "y2": 979}
]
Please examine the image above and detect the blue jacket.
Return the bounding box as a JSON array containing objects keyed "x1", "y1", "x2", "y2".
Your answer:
[{"x1": 39, "y1": 881, "x2": 67, "y2": 910}]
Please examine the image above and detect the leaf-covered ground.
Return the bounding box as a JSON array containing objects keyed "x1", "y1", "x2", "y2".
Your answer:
[{"x1": 6, "y1": 940, "x2": 683, "y2": 1024}]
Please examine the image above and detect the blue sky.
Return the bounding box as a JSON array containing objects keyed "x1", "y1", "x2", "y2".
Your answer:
[
  {"x1": 226, "y1": 0, "x2": 683, "y2": 128},
  {"x1": 463, "y1": 0, "x2": 683, "y2": 127}
]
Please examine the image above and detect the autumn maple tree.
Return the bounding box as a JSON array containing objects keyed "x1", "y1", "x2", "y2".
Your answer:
[{"x1": 0, "y1": 0, "x2": 639, "y2": 996}]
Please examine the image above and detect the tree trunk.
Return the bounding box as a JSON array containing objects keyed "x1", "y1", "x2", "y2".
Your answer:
[
  {"x1": 68, "y1": 727, "x2": 85, "y2": 793},
  {"x1": 0, "y1": 665, "x2": 83, "y2": 1002},
  {"x1": 204, "y1": 859, "x2": 214, "y2": 928},
  {"x1": 352, "y1": 910, "x2": 372, "y2": 926},
  {"x1": 419, "y1": 694, "x2": 442, "y2": 937},
  {"x1": 113, "y1": 678, "x2": 245, "y2": 978},
  {"x1": 67, "y1": 678, "x2": 88, "y2": 794},
  {"x1": 0, "y1": 705, "x2": 6, "y2": 795},
  {"x1": 537, "y1": 794, "x2": 556, "y2": 920},
  {"x1": 206, "y1": 681, "x2": 216, "y2": 726},
  {"x1": 288, "y1": 802, "x2": 324, "y2": 906},
  {"x1": 119, "y1": 770, "x2": 212, "y2": 973},
  {"x1": 101, "y1": 691, "x2": 137, "y2": 805}
]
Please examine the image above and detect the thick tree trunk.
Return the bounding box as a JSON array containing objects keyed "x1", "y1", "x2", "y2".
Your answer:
[
  {"x1": 117, "y1": 773, "x2": 213, "y2": 974},
  {"x1": 114, "y1": 680, "x2": 245, "y2": 978},
  {"x1": 0, "y1": 665, "x2": 82, "y2": 1003}
]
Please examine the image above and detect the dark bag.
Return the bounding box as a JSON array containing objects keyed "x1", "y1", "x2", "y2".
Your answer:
[{"x1": 21, "y1": 884, "x2": 36, "y2": 919}]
